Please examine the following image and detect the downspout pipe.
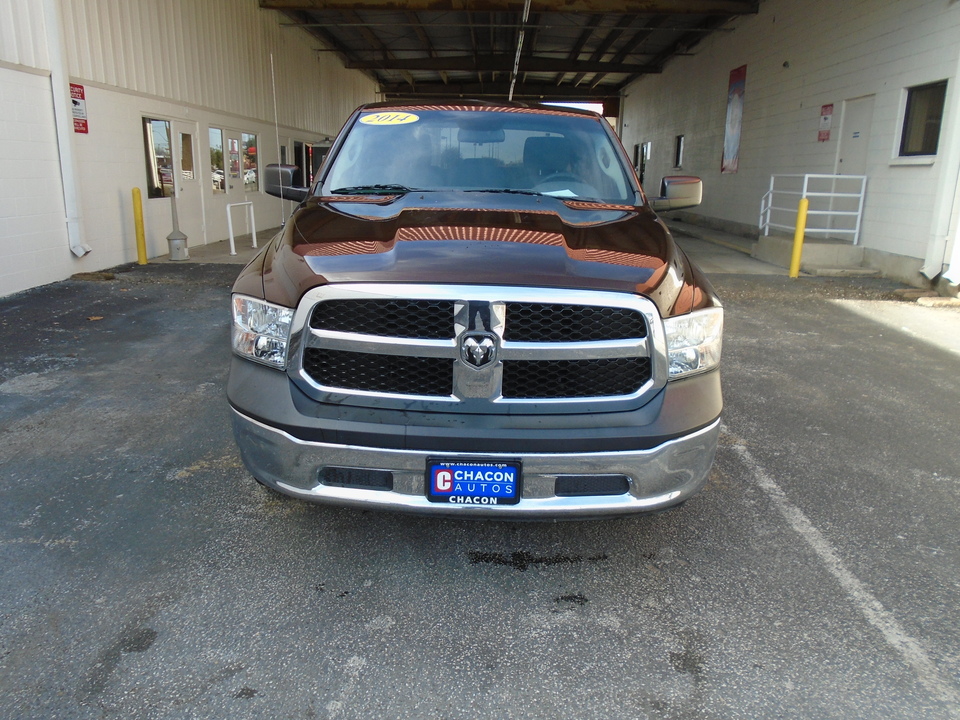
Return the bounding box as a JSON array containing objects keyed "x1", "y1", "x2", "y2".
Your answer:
[
  {"x1": 921, "y1": 47, "x2": 960, "y2": 281},
  {"x1": 941, "y1": 162, "x2": 960, "y2": 286},
  {"x1": 42, "y1": 0, "x2": 91, "y2": 258}
]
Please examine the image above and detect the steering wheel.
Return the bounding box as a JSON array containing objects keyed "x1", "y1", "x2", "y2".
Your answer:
[{"x1": 537, "y1": 172, "x2": 580, "y2": 185}]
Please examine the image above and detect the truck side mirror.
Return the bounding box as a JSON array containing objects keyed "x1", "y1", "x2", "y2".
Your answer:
[
  {"x1": 265, "y1": 164, "x2": 310, "y2": 203},
  {"x1": 649, "y1": 175, "x2": 702, "y2": 212}
]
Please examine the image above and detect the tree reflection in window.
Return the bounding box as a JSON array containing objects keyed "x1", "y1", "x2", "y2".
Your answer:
[
  {"x1": 143, "y1": 118, "x2": 172, "y2": 198},
  {"x1": 210, "y1": 128, "x2": 225, "y2": 193},
  {"x1": 242, "y1": 132, "x2": 258, "y2": 191}
]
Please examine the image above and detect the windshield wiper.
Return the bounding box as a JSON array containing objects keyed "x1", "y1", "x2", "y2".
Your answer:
[
  {"x1": 330, "y1": 184, "x2": 420, "y2": 195},
  {"x1": 555, "y1": 196, "x2": 607, "y2": 204},
  {"x1": 464, "y1": 188, "x2": 545, "y2": 196}
]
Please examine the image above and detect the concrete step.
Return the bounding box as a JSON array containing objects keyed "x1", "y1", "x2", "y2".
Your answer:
[
  {"x1": 753, "y1": 234, "x2": 871, "y2": 272},
  {"x1": 892, "y1": 288, "x2": 940, "y2": 299},
  {"x1": 917, "y1": 296, "x2": 960, "y2": 308},
  {"x1": 801, "y1": 266, "x2": 882, "y2": 278}
]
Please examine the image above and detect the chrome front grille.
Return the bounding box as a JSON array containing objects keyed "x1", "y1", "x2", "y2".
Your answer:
[
  {"x1": 502, "y1": 303, "x2": 647, "y2": 342},
  {"x1": 501, "y1": 357, "x2": 652, "y2": 399},
  {"x1": 302, "y1": 348, "x2": 453, "y2": 396},
  {"x1": 290, "y1": 284, "x2": 667, "y2": 415},
  {"x1": 310, "y1": 299, "x2": 455, "y2": 339}
]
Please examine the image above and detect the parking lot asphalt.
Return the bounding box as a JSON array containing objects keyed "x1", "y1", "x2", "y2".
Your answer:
[{"x1": 1, "y1": 237, "x2": 959, "y2": 719}]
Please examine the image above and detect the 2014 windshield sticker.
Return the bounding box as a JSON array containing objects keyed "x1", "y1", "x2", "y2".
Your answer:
[{"x1": 360, "y1": 112, "x2": 419, "y2": 126}]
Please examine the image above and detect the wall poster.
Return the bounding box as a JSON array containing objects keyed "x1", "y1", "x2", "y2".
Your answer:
[{"x1": 722, "y1": 65, "x2": 746, "y2": 174}]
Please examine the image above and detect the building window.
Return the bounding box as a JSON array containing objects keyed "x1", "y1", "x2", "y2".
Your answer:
[
  {"x1": 899, "y1": 80, "x2": 947, "y2": 157},
  {"x1": 228, "y1": 138, "x2": 241, "y2": 181},
  {"x1": 294, "y1": 140, "x2": 306, "y2": 183},
  {"x1": 295, "y1": 140, "x2": 318, "y2": 185},
  {"x1": 209, "y1": 128, "x2": 225, "y2": 193},
  {"x1": 179, "y1": 132, "x2": 195, "y2": 181},
  {"x1": 633, "y1": 142, "x2": 652, "y2": 185},
  {"x1": 143, "y1": 118, "x2": 172, "y2": 198},
  {"x1": 242, "y1": 132, "x2": 258, "y2": 191},
  {"x1": 674, "y1": 135, "x2": 684, "y2": 168}
]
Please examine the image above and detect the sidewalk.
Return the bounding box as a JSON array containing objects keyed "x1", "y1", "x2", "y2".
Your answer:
[
  {"x1": 154, "y1": 221, "x2": 783, "y2": 276},
  {"x1": 150, "y1": 228, "x2": 282, "y2": 265},
  {"x1": 664, "y1": 218, "x2": 757, "y2": 256},
  {"x1": 664, "y1": 219, "x2": 788, "y2": 275},
  {"x1": 661, "y1": 221, "x2": 960, "y2": 355}
]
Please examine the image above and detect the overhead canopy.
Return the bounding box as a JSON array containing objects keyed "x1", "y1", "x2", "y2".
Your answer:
[{"x1": 261, "y1": 0, "x2": 759, "y2": 116}]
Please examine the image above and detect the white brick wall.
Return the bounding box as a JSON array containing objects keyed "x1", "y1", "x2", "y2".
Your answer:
[
  {"x1": 621, "y1": 0, "x2": 960, "y2": 265},
  {"x1": 0, "y1": 66, "x2": 72, "y2": 296}
]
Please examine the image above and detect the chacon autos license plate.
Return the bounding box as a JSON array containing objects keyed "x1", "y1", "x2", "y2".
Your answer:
[{"x1": 426, "y1": 459, "x2": 522, "y2": 506}]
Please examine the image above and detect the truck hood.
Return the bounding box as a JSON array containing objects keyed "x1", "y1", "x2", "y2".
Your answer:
[{"x1": 254, "y1": 193, "x2": 708, "y2": 315}]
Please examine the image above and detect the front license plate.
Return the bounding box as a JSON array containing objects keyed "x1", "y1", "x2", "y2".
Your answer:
[{"x1": 426, "y1": 459, "x2": 521, "y2": 506}]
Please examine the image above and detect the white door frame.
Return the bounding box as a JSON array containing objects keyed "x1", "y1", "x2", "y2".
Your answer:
[{"x1": 171, "y1": 120, "x2": 207, "y2": 246}]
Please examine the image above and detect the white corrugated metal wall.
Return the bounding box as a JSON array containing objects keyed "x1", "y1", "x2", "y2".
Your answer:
[
  {"x1": 0, "y1": 0, "x2": 49, "y2": 68},
  {"x1": 0, "y1": 0, "x2": 378, "y2": 297},
  {"x1": 58, "y1": 0, "x2": 373, "y2": 135}
]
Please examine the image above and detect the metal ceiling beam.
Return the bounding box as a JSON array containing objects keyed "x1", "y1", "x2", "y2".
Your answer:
[
  {"x1": 405, "y1": 10, "x2": 450, "y2": 84},
  {"x1": 282, "y1": 20, "x2": 738, "y2": 31},
  {"x1": 519, "y1": 10, "x2": 542, "y2": 86},
  {"x1": 466, "y1": 10, "x2": 483, "y2": 85},
  {"x1": 522, "y1": 12, "x2": 542, "y2": 59},
  {"x1": 507, "y1": 0, "x2": 533, "y2": 99},
  {"x1": 551, "y1": 12, "x2": 601, "y2": 86},
  {"x1": 313, "y1": 46, "x2": 662, "y2": 56},
  {"x1": 261, "y1": 1, "x2": 758, "y2": 14},
  {"x1": 589, "y1": 14, "x2": 667, "y2": 88},
  {"x1": 568, "y1": 13, "x2": 634, "y2": 86},
  {"x1": 280, "y1": 9, "x2": 368, "y2": 78},
  {"x1": 378, "y1": 80, "x2": 620, "y2": 98},
  {"x1": 340, "y1": 8, "x2": 417, "y2": 89},
  {"x1": 489, "y1": 10, "x2": 502, "y2": 81},
  {"x1": 384, "y1": 88, "x2": 623, "y2": 116},
  {"x1": 488, "y1": 10, "x2": 497, "y2": 60},
  {"x1": 616, "y1": 13, "x2": 730, "y2": 89},
  {"x1": 266, "y1": 1, "x2": 758, "y2": 104},
  {"x1": 347, "y1": 55, "x2": 660, "y2": 74}
]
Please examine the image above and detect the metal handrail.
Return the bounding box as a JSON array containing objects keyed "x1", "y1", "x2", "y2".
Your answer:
[
  {"x1": 226, "y1": 202, "x2": 258, "y2": 256},
  {"x1": 759, "y1": 174, "x2": 867, "y2": 245}
]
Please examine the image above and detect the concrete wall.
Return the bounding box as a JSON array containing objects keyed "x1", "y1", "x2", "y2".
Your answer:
[
  {"x1": 620, "y1": 0, "x2": 960, "y2": 282},
  {"x1": 0, "y1": 0, "x2": 377, "y2": 298}
]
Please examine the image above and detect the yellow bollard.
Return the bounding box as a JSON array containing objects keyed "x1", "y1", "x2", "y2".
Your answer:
[
  {"x1": 133, "y1": 187, "x2": 147, "y2": 265},
  {"x1": 788, "y1": 197, "x2": 809, "y2": 279}
]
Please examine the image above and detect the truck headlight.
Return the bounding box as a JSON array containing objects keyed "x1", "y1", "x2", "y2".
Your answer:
[
  {"x1": 232, "y1": 295, "x2": 294, "y2": 369},
  {"x1": 663, "y1": 307, "x2": 723, "y2": 379}
]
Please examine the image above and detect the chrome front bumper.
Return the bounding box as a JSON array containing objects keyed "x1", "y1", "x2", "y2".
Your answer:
[{"x1": 231, "y1": 409, "x2": 720, "y2": 518}]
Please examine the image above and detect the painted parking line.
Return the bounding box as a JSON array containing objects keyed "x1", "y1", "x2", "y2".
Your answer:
[{"x1": 723, "y1": 426, "x2": 960, "y2": 707}]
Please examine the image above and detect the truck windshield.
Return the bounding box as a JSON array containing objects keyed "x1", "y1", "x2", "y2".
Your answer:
[{"x1": 324, "y1": 109, "x2": 635, "y2": 204}]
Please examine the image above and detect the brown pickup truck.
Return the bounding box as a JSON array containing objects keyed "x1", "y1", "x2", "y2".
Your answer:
[{"x1": 228, "y1": 101, "x2": 722, "y2": 517}]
